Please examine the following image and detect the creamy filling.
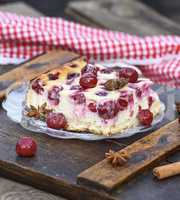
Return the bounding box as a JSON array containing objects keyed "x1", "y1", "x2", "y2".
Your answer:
[{"x1": 26, "y1": 80, "x2": 161, "y2": 135}]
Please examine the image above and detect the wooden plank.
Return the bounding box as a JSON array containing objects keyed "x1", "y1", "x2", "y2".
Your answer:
[
  {"x1": 0, "y1": 3, "x2": 65, "y2": 200},
  {"x1": 0, "y1": 63, "x2": 178, "y2": 200},
  {"x1": 78, "y1": 119, "x2": 180, "y2": 192},
  {"x1": 0, "y1": 49, "x2": 80, "y2": 99},
  {"x1": 66, "y1": 0, "x2": 180, "y2": 35},
  {"x1": 0, "y1": 107, "x2": 120, "y2": 200}
]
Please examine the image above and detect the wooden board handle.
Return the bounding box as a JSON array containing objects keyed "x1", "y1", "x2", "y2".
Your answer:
[
  {"x1": 0, "y1": 49, "x2": 80, "y2": 100},
  {"x1": 77, "y1": 119, "x2": 180, "y2": 192}
]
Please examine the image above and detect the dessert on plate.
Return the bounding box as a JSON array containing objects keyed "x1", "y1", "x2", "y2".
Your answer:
[{"x1": 25, "y1": 57, "x2": 161, "y2": 136}]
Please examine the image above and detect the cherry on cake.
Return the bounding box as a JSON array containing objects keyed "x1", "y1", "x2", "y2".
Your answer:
[{"x1": 25, "y1": 57, "x2": 161, "y2": 136}]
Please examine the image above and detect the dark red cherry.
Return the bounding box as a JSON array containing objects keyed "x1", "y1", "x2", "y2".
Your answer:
[
  {"x1": 97, "y1": 101, "x2": 119, "y2": 120},
  {"x1": 138, "y1": 109, "x2": 153, "y2": 126},
  {"x1": 16, "y1": 137, "x2": 37, "y2": 157},
  {"x1": 32, "y1": 79, "x2": 44, "y2": 95},
  {"x1": 81, "y1": 64, "x2": 98, "y2": 76},
  {"x1": 46, "y1": 113, "x2": 67, "y2": 129},
  {"x1": 70, "y1": 92, "x2": 86, "y2": 104},
  {"x1": 118, "y1": 68, "x2": 138, "y2": 83},
  {"x1": 48, "y1": 86, "x2": 61, "y2": 105},
  {"x1": 88, "y1": 102, "x2": 97, "y2": 112},
  {"x1": 79, "y1": 73, "x2": 97, "y2": 89},
  {"x1": 48, "y1": 72, "x2": 60, "y2": 80},
  {"x1": 117, "y1": 97, "x2": 128, "y2": 111}
]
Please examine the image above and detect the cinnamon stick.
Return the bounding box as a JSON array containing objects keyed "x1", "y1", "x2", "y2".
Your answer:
[{"x1": 153, "y1": 162, "x2": 180, "y2": 180}]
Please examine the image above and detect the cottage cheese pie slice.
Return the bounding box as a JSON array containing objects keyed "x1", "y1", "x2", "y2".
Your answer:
[{"x1": 26, "y1": 58, "x2": 161, "y2": 136}]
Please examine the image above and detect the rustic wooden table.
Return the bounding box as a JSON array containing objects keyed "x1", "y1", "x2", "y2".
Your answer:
[
  {"x1": 0, "y1": 2, "x2": 65, "y2": 200},
  {"x1": 0, "y1": 1, "x2": 180, "y2": 200}
]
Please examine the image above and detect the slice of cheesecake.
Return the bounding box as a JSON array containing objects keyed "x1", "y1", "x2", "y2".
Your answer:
[{"x1": 25, "y1": 58, "x2": 161, "y2": 136}]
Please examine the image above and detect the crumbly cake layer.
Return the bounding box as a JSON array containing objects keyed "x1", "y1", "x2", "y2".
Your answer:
[{"x1": 26, "y1": 58, "x2": 161, "y2": 136}]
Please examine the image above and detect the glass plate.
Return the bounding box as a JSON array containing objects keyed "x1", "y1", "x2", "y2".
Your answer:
[{"x1": 2, "y1": 84, "x2": 166, "y2": 141}]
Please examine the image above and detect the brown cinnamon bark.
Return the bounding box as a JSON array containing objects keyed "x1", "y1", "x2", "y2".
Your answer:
[{"x1": 153, "y1": 162, "x2": 180, "y2": 179}]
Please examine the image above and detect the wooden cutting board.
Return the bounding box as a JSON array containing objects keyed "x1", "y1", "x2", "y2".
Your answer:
[
  {"x1": 78, "y1": 120, "x2": 180, "y2": 192},
  {"x1": 0, "y1": 49, "x2": 180, "y2": 200},
  {"x1": 0, "y1": 49, "x2": 80, "y2": 100}
]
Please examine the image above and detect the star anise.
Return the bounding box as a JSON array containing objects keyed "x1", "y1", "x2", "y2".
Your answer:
[
  {"x1": 105, "y1": 149, "x2": 129, "y2": 167},
  {"x1": 104, "y1": 78, "x2": 128, "y2": 91},
  {"x1": 27, "y1": 103, "x2": 53, "y2": 121}
]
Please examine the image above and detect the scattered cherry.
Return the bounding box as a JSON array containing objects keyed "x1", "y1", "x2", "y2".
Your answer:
[
  {"x1": 118, "y1": 68, "x2": 138, "y2": 83},
  {"x1": 48, "y1": 72, "x2": 60, "y2": 80},
  {"x1": 16, "y1": 137, "x2": 37, "y2": 157},
  {"x1": 138, "y1": 109, "x2": 153, "y2": 126},
  {"x1": 46, "y1": 113, "x2": 67, "y2": 129},
  {"x1": 88, "y1": 102, "x2": 97, "y2": 112},
  {"x1": 79, "y1": 73, "x2": 97, "y2": 89},
  {"x1": 97, "y1": 100, "x2": 119, "y2": 120},
  {"x1": 32, "y1": 79, "x2": 44, "y2": 94},
  {"x1": 81, "y1": 64, "x2": 98, "y2": 76},
  {"x1": 70, "y1": 92, "x2": 86, "y2": 104}
]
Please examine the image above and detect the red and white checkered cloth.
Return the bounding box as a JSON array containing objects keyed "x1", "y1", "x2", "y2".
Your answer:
[{"x1": 0, "y1": 12, "x2": 180, "y2": 87}]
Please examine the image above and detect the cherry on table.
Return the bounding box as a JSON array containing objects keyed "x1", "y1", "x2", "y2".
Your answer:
[{"x1": 16, "y1": 137, "x2": 37, "y2": 157}]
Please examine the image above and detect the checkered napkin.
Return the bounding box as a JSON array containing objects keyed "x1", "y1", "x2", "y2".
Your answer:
[{"x1": 0, "y1": 12, "x2": 180, "y2": 87}]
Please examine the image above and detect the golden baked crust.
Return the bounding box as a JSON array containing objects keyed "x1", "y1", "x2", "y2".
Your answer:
[{"x1": 36, "y1": 57, "x2": 87, "y2": 85}]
